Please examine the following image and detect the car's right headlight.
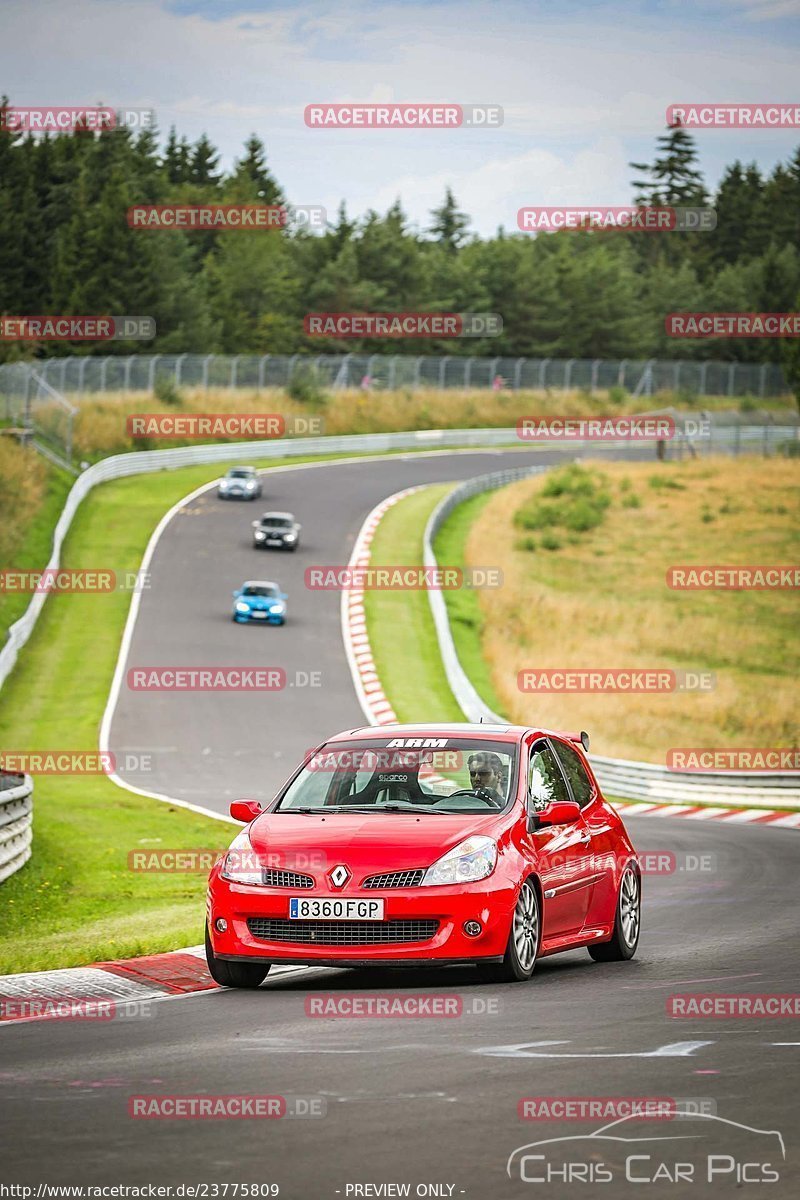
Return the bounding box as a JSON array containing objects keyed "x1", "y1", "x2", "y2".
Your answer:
[
  {"x1": 421, "y1": 836, "x2": 497, "y2": 886},
  {"x1": 254, "y1": 531, "x2": 266, "y2": 540},
  {"x1": 235, "y1": 601, "x2": 250, "y2": 613},
  {"x1": 221, "y1": 831, "x2": 263, "y2": 885}
]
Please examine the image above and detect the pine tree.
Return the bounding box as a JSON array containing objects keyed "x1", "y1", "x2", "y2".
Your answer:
[
  {"x1": 231, "y1": 135, "x2": 282, "y2": 203},
  {"x1": 428, "y1": 187, "x2": 470, "y2": 252},
  {"x1": 630, "y1": 123, "x2": 707, "y2": 205},
  {"x1": 189, "y1": 134, "x2": 221, "y2": 189}
]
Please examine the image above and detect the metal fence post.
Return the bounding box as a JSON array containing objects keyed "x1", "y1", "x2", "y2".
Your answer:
[
  {"x1": 202, "y1": 355, "x2": 214, "y2": 392},
  {"x1": 759, "y1": 363, "x2": 767, "y2": 400},
  {"x1": 414, "y1": 357, "x2": 423, "y2": 389},
  {"x1": 590, "y1": 359, "x2": 600, "y2": 394},
  {"x1": 514, "y1": 358, "x2": 524, "y2": 389},
  {"x1": 257, "y1": 355, "x2": 269, "y2": 391},
  {"x1": 124, "y1": 355, "x2": 134, "y2": 393},
  {"x1": 617, "y1": 360, "x2": 627, "y2": 388},
  {"x1": 727, "y1": 362, "x2": 736, "y2": 397},
  {"x1": 699, "y1": 362, "x2": 708, "y2": 396},
  {"x1": 539, "y1": 359, "x2": 549, "y2": 390},
  {"x1": 175, "y1": 354, "x2": 188, "y2": 387},
  {"x1": 564, "y1": 358, "x2": 575, "y2": 390}
]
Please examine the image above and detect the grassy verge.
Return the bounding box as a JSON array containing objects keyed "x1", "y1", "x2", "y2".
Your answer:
[
  {"x1": 465, "y1": 456, "x2": 799, "y2": 761},
  {"x1": 363, "y1": 485, "x2": 463, "y2": 723},
  {"x1": 0, "y1": 448, "x2": 468, "y2": 974},
  {"x1": 432, "y1": 491, "x2": 505, "y2": 716}
]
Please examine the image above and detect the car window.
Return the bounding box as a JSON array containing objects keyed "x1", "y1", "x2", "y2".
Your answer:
[
  {"x1": 552, "y1": 740, "x2": 595, "y2": 808},
  {"x1": 243, "y1": 585, "x2": 278, "y2": 597},
  {"x1": 528, "y1": 742, "x2": 570, "y2": 811}
]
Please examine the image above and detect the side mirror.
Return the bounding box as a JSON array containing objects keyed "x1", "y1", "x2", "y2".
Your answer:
[
  {"x1": 279, "y1": 592, "x2": 288, "y2": 601},
  {"x1": 296, "y1": 524, "x2": 302, "y2": 531},
  {"x1": 538, "y1": 799, "x2": 581, "y2": 827},
  {"x1": 230, "y1": 799, "x2": 263, "y2": 823},
  {"x1": 232, "y1": 589, "x2": 241, "y2": 597},
  {"x1": 251, "y1": 520, "x2": 261, "y2": 528}
]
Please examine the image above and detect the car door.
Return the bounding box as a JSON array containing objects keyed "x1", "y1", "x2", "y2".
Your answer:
[
  {"x1": 523, "y1": 738, "x2": 594, "y2": 938},
  {"x1": 550, "y1": 737, "x2": 619, "y2": 928}
]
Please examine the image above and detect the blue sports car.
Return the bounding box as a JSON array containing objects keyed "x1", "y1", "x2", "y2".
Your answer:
[{"x1": 232, "y1": 581, "x2": 287, "y2": 625}]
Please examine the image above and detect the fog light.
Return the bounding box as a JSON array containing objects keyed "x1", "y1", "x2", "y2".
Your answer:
[
  {"x1": 215, "y1": 918, "x2": 228, "y2": 933},
  {"x1": 463, "y1": 920, "x2": 482, "y2": 937}
]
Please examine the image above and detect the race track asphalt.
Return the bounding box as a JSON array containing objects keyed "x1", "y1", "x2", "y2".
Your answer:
[{"x1": 3, "y1": 445, "x2": 798, "y2": 1197}]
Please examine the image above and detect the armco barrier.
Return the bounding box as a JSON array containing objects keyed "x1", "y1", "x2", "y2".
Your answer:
[
  {"x1": 0, "y1": 772, "x2": 33, "y2": 883},
  {"x1": 423, "y1": 468, "x2": 800, "y2": 808}
]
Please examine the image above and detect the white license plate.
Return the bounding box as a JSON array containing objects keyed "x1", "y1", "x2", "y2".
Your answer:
[
  {"x1": 289, "y1": 898, "x2": 385, "y2": 920},
  {"x1": 267, "y1": 538, "x2": 282, "y2": 545},
  {"x1": 252, "y1": 611, "x2": 267, "y2": 618}
]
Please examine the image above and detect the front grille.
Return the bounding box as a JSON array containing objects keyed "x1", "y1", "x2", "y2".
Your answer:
[
  {"x1": 261, "y1": 869, "x2": 314, "y2": 889},
  {"x1": 363, "y1": 869, "x2": 425, "y2": 889},
  {"x1": 247, "y1": 918, "x2": 439, "y2": 946}
]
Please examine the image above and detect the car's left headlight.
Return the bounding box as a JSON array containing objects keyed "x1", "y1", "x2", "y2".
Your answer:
[
  {"x1": 269, "y1": 602, "x2": 285, "y2": 614},
  {"x1": 254, "y1": 531, "x2": 266, "y2": 540},
  {"x1": 284, "y1": 532, "x2": 297, "y2": 542},
  {"x1": 421, "y1": 836, "x2": 497, "y2": 886},
  {"x1": 235, "y1": 601, "x2": 250, "y2": 613},
  {"x1": 246, "y1": 480, "x2": 256, "y2": 489},
  {"x1": 221, "y1": 831, "x2": 263, "y2": 885}
]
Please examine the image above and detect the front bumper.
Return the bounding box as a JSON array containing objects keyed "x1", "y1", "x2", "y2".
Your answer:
[
  {"x1": 207, "y1": 874, "x2": 516, "y2": 964},
  {"x1": 233, "y1": 609, "x2": 285, "y2": 624}
]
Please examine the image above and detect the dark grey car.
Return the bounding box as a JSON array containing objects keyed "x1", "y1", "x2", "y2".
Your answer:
[{"x1": 252, "y1": 511, "x2": 301, "y2": 551}]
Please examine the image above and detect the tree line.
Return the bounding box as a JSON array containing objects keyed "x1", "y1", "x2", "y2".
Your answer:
[{"x1": 1, "y1": 104, "x2": 799, "y2": 365}]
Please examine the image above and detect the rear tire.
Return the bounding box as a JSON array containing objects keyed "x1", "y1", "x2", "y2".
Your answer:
[
  {"x1": 478, "y1": 878, "x2": 540, "y2": 983},
  {"x1": 205, "y1": 925, "x2": 270, "y2": 989},
  {"x1": 588, "y1": 865, "x2": 640, "y2": 962}
]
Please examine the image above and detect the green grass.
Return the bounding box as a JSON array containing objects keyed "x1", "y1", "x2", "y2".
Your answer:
[
  {"x1": 362, "y1": 485, "x2": 463, "y2": 723},
  {"x1": 432, "y1": 490, "x2": 505, "y2": 715},
  {"x1": 0, "y1": 448, "x2": 478, "y2": 974}
]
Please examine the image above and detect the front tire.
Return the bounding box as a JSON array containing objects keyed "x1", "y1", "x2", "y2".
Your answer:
[
  {"x1": 205, "y1": 925, "x2": 270, "y2": 988},
  {"x1": 588, "y1": 865, "x2": 640, "y2": 962},
  {"x1": 478, "y1": 877, "x2": 540, "y2": 983}
]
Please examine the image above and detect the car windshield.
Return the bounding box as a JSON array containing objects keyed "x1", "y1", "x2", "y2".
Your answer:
[
  {"x1": 261, "y1": 516, "x2": 293, "y2": 527},
  {"x1": 228, "y1": 469, "x2": 253, "y2": 479},
  {"x1": 243, "y1": 585, "x2": 279, "y2": 598},
  {"x1": 275, "y1": 738, "x2": 518, "y2": 813}
]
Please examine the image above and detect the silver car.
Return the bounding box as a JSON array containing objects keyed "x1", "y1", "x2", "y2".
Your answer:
[{"x1": 218, "y1": 466, "x2": 262, "y2": 500}]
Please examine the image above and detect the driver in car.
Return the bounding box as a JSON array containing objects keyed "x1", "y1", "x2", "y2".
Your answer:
[{"x1": 467, "y1": 751, "x2": 506, "y2": 805}]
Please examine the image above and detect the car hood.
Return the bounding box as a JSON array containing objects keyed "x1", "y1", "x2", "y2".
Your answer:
[
  {"x1": 248, "y1": 810, "x2": 501, "y2": 875},
  {"x1": 241, "y1": 595, "x2": 280, "y2": 608}
]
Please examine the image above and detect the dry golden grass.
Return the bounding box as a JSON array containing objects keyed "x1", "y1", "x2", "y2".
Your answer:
[
  {"x1": 466, "y1": 456, "x2": 799, "y2": 761},
  {"x1": 0, "y1": 437, "x2": 47, "y2": 564},
  {"x1": 33, "y1": 384, "x2": 792, "y2": 460}
]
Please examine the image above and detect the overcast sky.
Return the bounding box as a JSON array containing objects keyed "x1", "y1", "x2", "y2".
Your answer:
[{"x1": 2, "y1": 0, "x2": 799, "y2": 236}]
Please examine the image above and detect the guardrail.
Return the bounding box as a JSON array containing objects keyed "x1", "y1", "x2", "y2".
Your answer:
[
  {"x1": 423, "y1": 468, "x2": 800, "y2": 808},
  {"x1": 0, "y1": 772, "x2": 33, "y2": 883}
]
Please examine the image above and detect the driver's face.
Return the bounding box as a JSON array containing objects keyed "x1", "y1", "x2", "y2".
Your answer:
[{"x1": 469, "y1": 764, "x2": 500, "y2": 792}]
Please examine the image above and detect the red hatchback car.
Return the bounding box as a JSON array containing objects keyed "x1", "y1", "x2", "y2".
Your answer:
[{"x1": 205, "y1": 723, "x2": 641, "y2": 987}]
